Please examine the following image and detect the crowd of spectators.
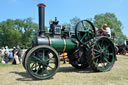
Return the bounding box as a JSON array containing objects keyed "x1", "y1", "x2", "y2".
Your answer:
[{"x1": 0, "y1": 45, "x2": 22, "y2": 64}]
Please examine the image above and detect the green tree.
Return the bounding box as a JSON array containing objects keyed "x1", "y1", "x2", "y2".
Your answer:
[
  {"x1": 63, "y1": 16, "x2": 81, "y2": 31},
  {"x1": 63, "y1": 23, "x2": 71, "y2": 31},
  {"x1": 0, "y1": 18, "x2": 38, "y2": 48},
  {"x1": 70, "y1": 16, "x2": 81, "y2": 31}
]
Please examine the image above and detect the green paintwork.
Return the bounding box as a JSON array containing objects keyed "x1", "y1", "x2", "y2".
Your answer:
[
  {"x1": 50, "y1": 38, "x2": 77, "y2": 52},
  {"x1": 65, "y1": 38, "x2": 78, "y2": 51},
  {"x1": 50, "y1": 38, "x2": 64, "y2": 52}
]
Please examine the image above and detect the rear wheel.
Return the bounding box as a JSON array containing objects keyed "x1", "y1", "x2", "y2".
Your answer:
[
  {"x1": 88, "y1": 36, "x2": 116, "y2": 72},
  {"x1": 25, "y1": 45, "x2": 59, "y2": 80}
]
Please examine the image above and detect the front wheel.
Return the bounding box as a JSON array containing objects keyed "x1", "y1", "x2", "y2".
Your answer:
[{"x1": 25, "y1": 45, "x2": 60, "y2": 80}]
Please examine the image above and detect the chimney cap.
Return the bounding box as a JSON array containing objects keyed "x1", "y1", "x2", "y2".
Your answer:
[{"x1": 37, "y1": 3, "x2": 46, "y2": 7}]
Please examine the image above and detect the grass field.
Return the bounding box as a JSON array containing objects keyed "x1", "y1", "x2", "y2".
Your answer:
[{"x1": 0, "y1": 54, "x2": 128, "y2": 85}]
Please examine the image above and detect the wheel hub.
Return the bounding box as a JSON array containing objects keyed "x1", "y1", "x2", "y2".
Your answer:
[{"x1": 41, "y1": 60, "x2": 48, "y2": 65}]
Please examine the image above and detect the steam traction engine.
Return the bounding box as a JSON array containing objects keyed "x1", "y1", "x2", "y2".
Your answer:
[{"x1": 22, "y1": 3, "x2": 116, "y2": 80}]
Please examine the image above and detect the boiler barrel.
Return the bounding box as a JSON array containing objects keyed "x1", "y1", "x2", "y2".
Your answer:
[
  {"x1": 33, "y1": 37, "x2": 78, "y2": 52},
  {"x1": 50, "y1": 38, "x2": 78, "y2": 52}
]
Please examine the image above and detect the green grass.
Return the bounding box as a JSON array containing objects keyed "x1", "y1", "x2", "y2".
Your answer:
[
  {"x1": 0, "y1": 63, "x2": 21, "y2": 67},
  {"x1": 0, "y1": 54, "x2": 128, "y2": 85}
]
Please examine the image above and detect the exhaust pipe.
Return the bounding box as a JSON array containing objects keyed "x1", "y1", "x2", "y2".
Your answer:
[{"x1": 37, "y1": 3, "x2": 46, "y2": 36}]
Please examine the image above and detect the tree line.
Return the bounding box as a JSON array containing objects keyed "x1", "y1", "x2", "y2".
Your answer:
[
  {"x1": 0, "y1": 13, "x2": 127, "y2": 48},
  {"x1": 0, "y1": 18, "x2": 38, "y2": 48}
]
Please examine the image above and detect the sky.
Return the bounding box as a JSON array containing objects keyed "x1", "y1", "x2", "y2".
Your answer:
[{"x1": 0, "y1": 0, "x2": 128, "y2": 37}]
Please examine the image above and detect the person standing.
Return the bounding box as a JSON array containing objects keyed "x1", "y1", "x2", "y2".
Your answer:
[
  {"x1": 17, "y1": 45, "x2": 22, "y2": 64},
  {"x1": 12, "y1": 47, "x2": 19, "y2": 64},
  {"x1": 4, "y1": 46, "x2": 9, "y2": 63},
  {"x1": 8, "y1": 49, "x2": 14, "y2": 62},
  {"x1": 0, "y1": 47, "x2": 5, "y2": 64}
]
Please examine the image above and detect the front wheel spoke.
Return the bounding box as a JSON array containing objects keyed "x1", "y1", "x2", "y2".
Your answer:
[
  {"x1": 48, "y1": 65, "x2": 54, "y2": 70},
  {"x1": 42, "y1": 49, "x2": 45, "y2": 60},
  {"x1": 34, "y1": 63, "x2": 39, "y2": 70},
  {"x1": 35, "y1": 65, "x2": 41, "y2": 74},
  {"x1": 38, "y1": 64, "x2": 41, "y2": 70},
  {"x1": 47, "y1": 57, "x2": 56, "y2": 62},
  {"x1": 49, "y1": 61, "x2": 55, "y2": 64},
  {"x1": 36, "y1": 65, "x2": 41, "y2": 73},
  {"x1": 32, "y1": 55, "x2": 42, "y2": 62},
  {"x1": 46, "y1": 57, "x2": 52, "y2": 61},
  {"x1": 44, "y1": 69, "x2": 50, "y2": 74},
  {"x1": 31, "y1": 63, "x2": 36, "y2": 69}
]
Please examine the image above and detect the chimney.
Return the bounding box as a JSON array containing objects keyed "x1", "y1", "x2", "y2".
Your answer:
[{"x1": 37, "y1": 3, "x2": 46, "y2": 36}]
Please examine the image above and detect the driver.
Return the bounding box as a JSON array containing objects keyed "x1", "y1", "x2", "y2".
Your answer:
[{"x1": 98, "y1": 24, "x2": 111, "y2": 37}]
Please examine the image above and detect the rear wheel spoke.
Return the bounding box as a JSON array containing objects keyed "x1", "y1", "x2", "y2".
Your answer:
[
  {"x1": 93, "y1": 49, "x2": 100, "y2": 53},
  {"x1": 92, "y1": 54, "x2": 101, "y2": 60},
  {"x1": 106, "y1": 53, "x2": 114, "y2": 56},
  {"x1": 100, "y1": 40, "x2": 104, "y2": 48},
  {"x1": 97, "y1": 43, "x2": 102, "y2": 49},
  {"x1": 104, "y1": 57, "x2": 111, "y2": 65},
  {"x1": 101, "y1": 63, "x2": 105, "y2": 69}
]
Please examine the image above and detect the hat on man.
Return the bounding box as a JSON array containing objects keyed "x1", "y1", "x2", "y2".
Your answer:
[{"x1": 103, "y1": 24, "x2": 108, "y2": 27}]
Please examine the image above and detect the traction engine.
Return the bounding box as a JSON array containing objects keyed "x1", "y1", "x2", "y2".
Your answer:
[{"x1": 22, "y1": 3, "x2": 117, "y2": 80}]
